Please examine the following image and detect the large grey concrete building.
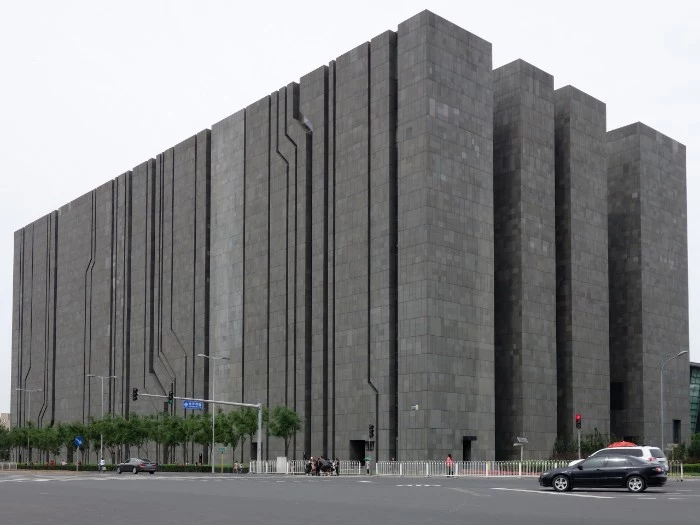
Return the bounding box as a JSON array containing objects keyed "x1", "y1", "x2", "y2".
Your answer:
[{"x1": 10, "y1": 11, "x2": 689, "y2": 461}]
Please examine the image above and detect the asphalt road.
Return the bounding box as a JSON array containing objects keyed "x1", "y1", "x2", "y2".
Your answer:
[{"x1": 0, "y1": 471, "x2": 697, "y2": 525}]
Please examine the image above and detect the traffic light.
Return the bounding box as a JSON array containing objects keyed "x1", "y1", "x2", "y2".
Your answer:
[
  {"x1": 168, "y1": 391, "x2": 174, "y2": 405},
  {"x1": 575, "y1": 413, "x2": 582, "y2": 430},
  {"x1": 132, "y1": 388, "x2": 138, "y2": 401},
  {"x1": 368, "y1": 424, "x2": 375, "y2": 439}
]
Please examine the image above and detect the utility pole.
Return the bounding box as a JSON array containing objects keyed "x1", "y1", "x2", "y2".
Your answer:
[
  {"x1": 197, "y1": 354, "x2": 229, "y2": 473},
  {"x1": 87, "y1": 374, "x2": 117, "y2": 463},
  {"x1": 16, "y1": 387, "x2": 42, "y2": 463},
  {"x1": 661, "y1": 351, "x2": 688, "y2": 451}
]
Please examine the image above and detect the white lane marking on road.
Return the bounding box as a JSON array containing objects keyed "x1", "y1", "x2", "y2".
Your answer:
[
  {"x1": 678, "y1": 489, "x2": 692, "y2": 492},
  {"x1": 636, "y1": 497, "x2": 656, "y2": 500},
  {"x1": 449, "y1": 487, "x2": 491, "y2": 497},
  {"x1": 491, "y1": 488, "x2": 615, "y2": 499},
  {"x1": 668, "y1": 498, "x2": 686, "y2": 500},
  {"x1": 357, "y1": 480, "x2": 372, "y2": 483},
  {"x1": 275, "y1": 481, "x2": 286, "y2": 483}
]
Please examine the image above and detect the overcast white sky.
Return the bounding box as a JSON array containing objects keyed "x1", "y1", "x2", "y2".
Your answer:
[{"x1": 1, "y1": 0, "x2": 698, "y2": 413}]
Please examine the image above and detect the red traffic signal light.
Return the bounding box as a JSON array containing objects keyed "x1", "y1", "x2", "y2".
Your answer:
[{"x1": 575, "y1": 413, "x2": 582, "y2": 429}]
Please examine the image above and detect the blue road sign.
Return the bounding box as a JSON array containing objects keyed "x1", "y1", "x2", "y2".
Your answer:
[
  {"x1": 183, "y1": 400, "x2": 204, "y2": 410},
  {"x1": 74, "y1": 436, "x2": 84, "y2": 447}
]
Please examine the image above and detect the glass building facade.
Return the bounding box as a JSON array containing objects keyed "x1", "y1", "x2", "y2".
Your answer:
[{"x1": 691, "y1": 363, "x2": 700, "y2": 435}]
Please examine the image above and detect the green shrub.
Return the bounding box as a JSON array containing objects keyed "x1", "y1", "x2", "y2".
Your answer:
[
  {"x1": 680, "y1": 463, "x2": 700, "y2": 475},
  {"x1": 17, "y1": 463, "x2": 98, "y2": 471},
  {"x1": 15, "y1": 463, "x2": 249, "y2": 473}
]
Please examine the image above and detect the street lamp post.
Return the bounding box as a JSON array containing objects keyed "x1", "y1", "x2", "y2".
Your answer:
[
  {"x1": 660, "y1": 351, "x2": 688, "y2": 451},
  {"x1": 87, "y1": 374, "x2": 117, "y2": 462},
  {"x1": 197, "y1": 353, "x2": 229, "y2": 473},
  {"x1": 15, "y1": 387, "x2": 42, "y2": 463}
]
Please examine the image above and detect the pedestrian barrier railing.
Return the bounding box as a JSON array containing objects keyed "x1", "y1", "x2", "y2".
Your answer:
[
  {"x1": 250, "y1": 459, "x2": 362, "y2": 475},
  {"x1": 668, "y1": 460, "x2": 684, "y2": 481},
  {"x1": 375, "y1": 460, "x2": 569, "y2": 477},
  {"x1": 251, "y1": 459, "x2": 685, "y2": 478},
  {"x1": 0, "y1": 462, "x2": 18, "y2": 470}
]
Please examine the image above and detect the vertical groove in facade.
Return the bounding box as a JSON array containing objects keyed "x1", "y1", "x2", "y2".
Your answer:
[
  {"x1": 330, "y1": 62, "x2": 337, "y2": 459},
  {"x1": 26, "y1": 225, "x2": 34, "y2": 425},
  {"x1": 51, "y1": 211, "x2": 58, "y2": 425},
  {"x1": 366, "y1": 39, "x2": 380, "y2": 459},
  {"x1": 241, "y1": 110, "x2": 246, "y2": 408},
  {"x1": 266, "y1": 95, "x2": 272, "y2": 457},
  {"x1": 125, "y1": 172, "x2": 132, "y2": 418},
  {"x1": 14, "y1": 229, "x2": 24, "y2": 427},
  {"x1": 322, "y1": 67, "x2": 330, "y2": 458},
  {"x1": 388, "y1": 33, "x2": 399, "y2": 462},
  {"x1": 108, "y1": 181, "x2": 115, "y2": 415},
  {"x1": 203, "y1": 131, "x2": 212, "y2": 405}
]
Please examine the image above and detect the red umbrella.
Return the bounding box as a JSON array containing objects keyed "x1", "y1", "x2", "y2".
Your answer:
[{"x1": 608, "y1": 441, "x2": 636, "y2": 447}]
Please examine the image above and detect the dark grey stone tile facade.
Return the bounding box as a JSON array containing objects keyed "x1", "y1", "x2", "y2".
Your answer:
[
  {"x1": 494, "y1": 60, "x2": 557, "y2": 459},
  {"x1": 397, "y1": 11, "x2": 495, "y2": 460},
  {"x1": 10, "y1": 10, "x2": 689, "y2": 462},
  {"x1": 608, "y1": 123, "x2": 689, "y2": 446},
  {"x1": 554, "y1": 87, "x2": 610, "y2": 439}
]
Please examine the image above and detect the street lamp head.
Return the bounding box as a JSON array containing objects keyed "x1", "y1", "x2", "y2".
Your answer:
[
  {"x1": 197, "y1": 353, "x2": 229, "y2": 361},
  {"x1": 87, "y1": 374, "x2": 95, "y2": 378},
  {"x1": 677, "y1": 351, "x2": 689, "y2": 357}
]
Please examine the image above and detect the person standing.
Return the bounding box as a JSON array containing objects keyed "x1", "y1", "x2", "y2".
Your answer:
[
  {"x1": 445, "y1": 454, "x2": 454, "y2": 476},
  {"x1": 99, "y1": 457, "x2": 106, "y2": 473}
]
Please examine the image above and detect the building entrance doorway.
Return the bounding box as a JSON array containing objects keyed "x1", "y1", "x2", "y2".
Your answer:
[
  {"x1": 349, "y1": 440, "x2": 366, "y2": 466},
  {"x1": 463, "y1": 436, "x2": 476, "y2": 461}
]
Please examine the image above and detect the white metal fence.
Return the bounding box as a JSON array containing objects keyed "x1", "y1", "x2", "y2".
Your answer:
[
  {"x1": 250, "y1": 459, "x2": 688, "y2": 480},
  {"x1": 668, "y1": 460, "x2": 684, "y2": 481},
  {"x1": 250, "y1": 459, "x2": 362, "y2": 475},
  {"x1": 375, "y1": 460, "x2": 569, "y2": 477},
  {"x1": 0, "y1": 462, "x2": 18, "y2": 470}
]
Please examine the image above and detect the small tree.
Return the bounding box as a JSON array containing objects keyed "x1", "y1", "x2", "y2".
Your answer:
[
  {"x1": 0, "y1": 422, "x2": 11, "y2": 461},
  {"x1": 192, "y1": 413, "x2": 212, "y2": 464},
  {"x1": 687, "y1": 433, "x2": 700, "y2": 462},
  {"x1": 124, "y1": 414, "x2": 149, "y2": 459},
  {"x1": 268, "y1": 406, "x2": 302, "y2": 457},
  {"x1": 217, "y1": 411, "x2": 241, "y2": 465},
  {"x1": 181, "y1": 413, "x2": 201, "y2": 464},
  {"x1": 232, "y1": 407, "x2": 260, "y2": 460},
  {"x1": 162, "y1": 414, "x2": 185, "y2": 463},
  {"x1": 57, "y1": 422, "x2": 85, "y2": 463}
]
